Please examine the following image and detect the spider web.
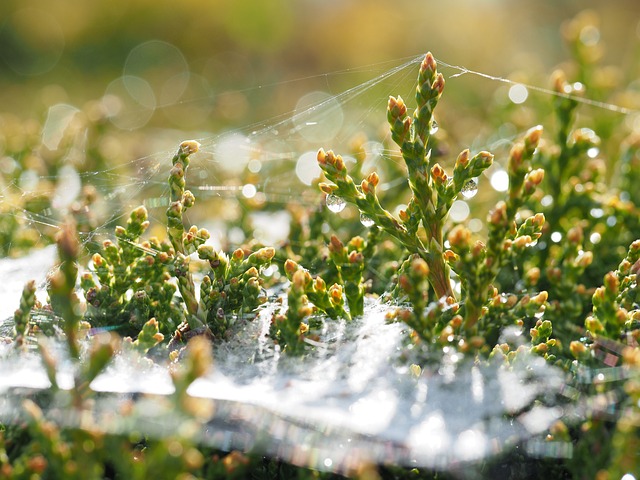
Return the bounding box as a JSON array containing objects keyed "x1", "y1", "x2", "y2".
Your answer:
[{"x1": 0, "y1": 49, "x2": 637, "y2": 476}]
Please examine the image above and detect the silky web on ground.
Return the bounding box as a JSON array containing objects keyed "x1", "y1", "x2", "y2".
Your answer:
[
  {"x1": 0, "y1": 51, "x2": 637, "y2": 474},
  {"x1": 0, "y1": 272, "x2": 586, "y2": 473}
]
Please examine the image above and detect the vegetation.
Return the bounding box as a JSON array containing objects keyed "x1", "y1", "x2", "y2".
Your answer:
[{"x1": 1, "y1": 9, "x2": 639, "y2": 480}]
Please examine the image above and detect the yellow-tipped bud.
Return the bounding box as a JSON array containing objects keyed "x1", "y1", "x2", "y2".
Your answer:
[
  {"x1": 284, "y1": 259, "x2": 299, "y2": 277},
  {"x1": 291, "y1": 269, "x2": 308, "y2": 292},
  {"x1": 448, "y1": 224, "x2": 471, "y2": 249},
  {"x1": 532, "y1": 213, "x2": 545, "y2": 228},
  {"x1": 551, "y1": 69, "x2": 568, "y2": 93},
  {"x1": 317, "y1": 148, "x2": 327, "y2": 165},
  {"x1": 526, "y1": 267, "x2": 541, "y2": 285},
  {"x1": 604, "y1": 271, "x2": 618, "y2": 292},
  {"x1": 411, "y1": 257, "x2": 429, "y2": 276},
  {"x1": 444, "y1": 249, "x2": 457, "y2": 262},
  {"x1": 388, "y1": 95, "x2": 407, "y2": 117},
  {"x1": 132, "y1": 205, "x2": 148, "y2": 221},
  {"x1": 169, "y1": 164, "x2": 185, "y2": 179},
  {"x1": 478, "y1": 151, "x2": 494, "y2": 164},
  {"x1": 450, "y1": 315, "x2": 463, "y2": 329},
  {"x1": 423, "y1": 52, "x2": 437, "y2": 74},
  {"x1": 576, "y1": 251, "x2": 593, "y2": 269},
  {"x1": 489, "y1": 201, "x2": 508, "y2": 226},
  {"x1": 525, "y1": 125, "x2": 544, "y2": 149},
  {"x1": 329, "y1": 234, "x2": 343, "y2": 253},
  {"x1": 432, "y1": 73, "x2": 445, "y2": 95},
  {"x1": 431, "y1": 163, "x2": 446, "y2": 182},
  {"x1": 319, "y1": 183, "x2": 336, "y2": 194},
  {"x1": 471, "y1": 240, "x2": 485, "y2": 259},
  {"x1": 615, "y1": 308, "x2": 628, "y2": 325},
  {"x1": 92, "y1": 253, "x2": 105, "y2": 267},
  {"x1": 329, "y1": 283, "x2": 343, "y2": 303},
  {"x1": 455, "y1": 149, "x2": 470, "y2": 168},
  {"x1": 256, "y1": 247, "x2": 275, "y2": 262},
  {"x1": 179, "y1": 140, "x2": 200, "y2": 156},
  {"x1": 585, "y1": 315, "x2": 604, "y2": 334},
  {"x1": 348, "y1": 251, "x2": 364, "y2": 264},
  {"x1": 526, "y1": 168, "x2": 545, "y2": 186},
  {"x1": 348, "y1": 236, "x2": 365, "y2": 250},
  {"x1": 366, "y1": 171, "x2": 380, "y2": 187},
  {"x1": 509, "y1": 144, "x2": 525, "y2": 172},
  {"x1": 531, "y1": 291, "x2": 548, "y2": 304}
]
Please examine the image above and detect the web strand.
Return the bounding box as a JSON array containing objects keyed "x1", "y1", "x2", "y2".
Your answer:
[{"x1": 436, "y1": 57, "x2": 639, "y2": 115}]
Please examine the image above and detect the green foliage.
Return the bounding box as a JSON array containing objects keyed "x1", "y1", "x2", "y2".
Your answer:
[
  {"x1": 2, "y1": 10, "x2": 640, "y2": 477},
  {"x1": 81, "y1": 207, "x2": 184, "y2": 337},
  {"x1": 318, "y1": 54, "x2": 548, "y2": 342}
]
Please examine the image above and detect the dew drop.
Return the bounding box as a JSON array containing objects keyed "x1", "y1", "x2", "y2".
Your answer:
[
  {"x1": 580, "y1": 25, "x2": 600, "y2": 46},
  {"x1": 449, "y1": 200, "x2": 470, "y2": 222},
  {"x1": 540, "y1": 195, "x2": 553, "y2": 207},
  {"x1": 360, "y1": 213, "x2": 375, "y2": 227},
  {"x1": 468, "y1": 218, "x2": 483, "y2": 232},
  {"x1": 326, "y1": 194, "x2": 346, "y2": 213},
  {"x1": 429, "y1": 119, "x2": 439, "y2": 135},
  {"x1": 247, "y1": 159, "x2": 262, "y2": 173},
  {"x1": 508, "y1": 84, "x2": 529, "y2": 104},
  {"x1": 589, "y1": 208, "x2": 604, "y2": 219},
  {"x1": 490, "y1": 169, "x2": 509, "y2": 192},
  {"x1": 461, "y1": 178, "x2": 479, "y2": 199},
  {"x1": 242, "y1": 183, "x2": 257, "y2": 199}
]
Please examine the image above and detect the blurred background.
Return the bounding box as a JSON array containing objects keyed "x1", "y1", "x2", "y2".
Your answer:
[
  {"x1": 1, "y1": 0, "x2": 640, "y2": 256},
  {"x1": 1, "y1": 0, "x2": 639, "y2": 129}
]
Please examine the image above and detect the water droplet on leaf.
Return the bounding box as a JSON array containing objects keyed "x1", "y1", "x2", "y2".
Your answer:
[
  {"x1": 490, "y1": 170, "x2": 509, "y2": 192},
  {"x1": 360, "y1": 213, "x2": 375, "y2": 227},
  {"x1": 326, "y1": 194, "x2": 346, "y2": 213},
  {"x1": 461, "y1": 179, "x2": 478, "y2": 199},
  {"x1": 429, "y1": 119, "x2": 439, "y2": 135},
  {"x1": 587, "y1": 147, "x2": 599, "y2": 158},
  {"x1": 541, "y1": 195, "x2": 553, "y2": 207},
  {"x1": 589, "y1": 208, "x2": 604, "y2": 218}
]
